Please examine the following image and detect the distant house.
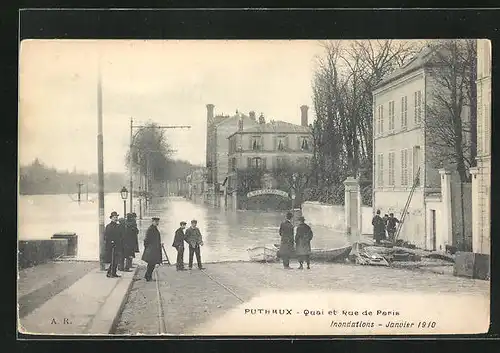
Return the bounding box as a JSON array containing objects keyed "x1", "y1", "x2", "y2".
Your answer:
[
  {"x1": 226, "y1": 105, "x2": 313, "y2": 210},
  {"x1": 372, "y1": 45, "x2": 473, "y2": 251}
]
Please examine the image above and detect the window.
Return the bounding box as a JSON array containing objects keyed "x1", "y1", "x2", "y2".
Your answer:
[
  {"x1": 231, "y1": 157, "x2": 237, "y2": 172},
  {"x1": 300, "y1": 137, "x2": 310, "y2": 151},
  {"x1": 401, "y1": 96, "x2": 408, "y2": 129},
  {"x1": 401, "y1": 149, "x2": 409, "y2": 186},
  {"x1": 388, "y1": 152, "x2": 395, "y2": 186},
  {"x1": 276, "y1": 136, "x2": 286, "y2": 151},
  {"x1": 412, "y1": 146, "x2": 421, "y2": 186},
  {"x1": 248, "y1": 157, "x2": 266, "y2": 169},
  {"x1": 377, "y1": 105, "x2": 384, "y2": 135},
  {"x1": 388, "y1": 101, "x2": 395, "y2": 131},
  {"x1": 414, "y1": 90, "x2": 422, "y2": 124},
  {"x1": 251, "y1": 136, "x2": 262, "y2": 151},
  {"x1": 377, "y1": 153, "x2": 384, "y2": 187}
]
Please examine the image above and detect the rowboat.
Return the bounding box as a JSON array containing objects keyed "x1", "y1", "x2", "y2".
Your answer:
[
  {"x1": 273, "y1": 244, "x2": 353, "y2": 262},
  {"x1": 350, "y1": 242, "x2": 390, "y2": 266},
  {"x1": 247, "y1": 246, "x2": 278, "y2": 262}
]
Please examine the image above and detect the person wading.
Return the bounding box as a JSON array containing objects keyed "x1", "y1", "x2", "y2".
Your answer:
[
  {"x1": 142, "y1": 217, "x2": 163, "y2": 282},
  {"x1": 172, "y1": 221, "x2": 187, "y2": 271},
  {"x1": 295, "y1": 216, "x2": 313, "y2": 270},
  {"x1": 279, "y1": 212, "x2": 295, "y2": 269},
  {"x1": 386, "y1": 213, "x2": 401, "y2": 243},
  {"x1": 185, "y1": 220, "x2": 205, "y2": 270},
  {"x1": 104, "y1": 211, "x2": 123, "y2": 278},
  {"x1": 372, "y1": 210, "x2": 386, "y2": 245}
]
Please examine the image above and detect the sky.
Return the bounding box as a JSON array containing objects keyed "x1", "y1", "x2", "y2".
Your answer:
[{"x1": 19, "y1": 40, "x2": 326, "y2": 173}]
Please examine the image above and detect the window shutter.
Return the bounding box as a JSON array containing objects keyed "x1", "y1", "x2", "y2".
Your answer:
[
  {"x1": 262, "y1": 157, "x2": 267, "y2": 170},
  {"x1": 285, "y1": 135, "x2": 289, "y2": 150},
  {"x1": 247, "y1": 157, "x2": 251, "y2": 169},
  {"x1": 408, "y1": 149, "x2": 413, "y2": 186},
  {"x1": 273, "y1": 135, "x2": 277, "y2": 150}
]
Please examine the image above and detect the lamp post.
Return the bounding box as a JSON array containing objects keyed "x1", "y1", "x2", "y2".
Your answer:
[{"x1": 121, "y1": 186, "x2": 128, "y2": 217}]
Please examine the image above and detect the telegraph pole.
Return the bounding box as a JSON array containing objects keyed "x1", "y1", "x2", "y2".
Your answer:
[
  {"x1": 129, "y1": 118, "x2": 133, "y2": 214},
  {"x1": 97, "y1": 55, "x2": 106, "y2": 271}
]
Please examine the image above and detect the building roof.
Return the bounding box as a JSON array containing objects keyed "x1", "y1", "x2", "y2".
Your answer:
[
  {"x1": 228, "y1": 120, "x2": 310, "y2": 139},
  {"x1": 213, "y1": 113, "x2": 255, "y2": 128},
  {"x1": 374, "y1": 45, "x2": 437, "y2": 90}
]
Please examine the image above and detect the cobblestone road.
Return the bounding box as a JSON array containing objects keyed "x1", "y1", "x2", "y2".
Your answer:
[{"x1": 115, "y1": 261, "x2": 489, "y2": 335}]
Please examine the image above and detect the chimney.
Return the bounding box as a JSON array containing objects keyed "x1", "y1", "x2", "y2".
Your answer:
[
  {"x1": 300, "y1": 105, "x2": 309, "y2": 127},
  {"x1": 206, "y1": 104, "x2": 215, "y2": 125},
  {"x1": 249, "y1": 111, "x2": 256, "y2": 120},
  {"x1": 238, "y1": 116, "x2": 244, "y2": 131}
]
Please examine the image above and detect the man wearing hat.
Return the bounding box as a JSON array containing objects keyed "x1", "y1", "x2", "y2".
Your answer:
[
  {"x1": 142, "y1": 217, "x2": 163, "y2": 281},
  {"x1": 172, "y1": 221, "x2": 187, "y2": 271},
  {"x1": 295, "y1": 216, "x2": 314, "y2": 269},
  {"x1": 278, "y1": 212, "x2": 295, "y2": 269},
  {"x1": 185, "y1": 219, "x2": 205, "y2": 270},
  {"x1": 121, "y1": 213, "x2": 139, "y2": 271},
  {"x1": 104, "y1": 211, "x2": 123, "y2": 278}
]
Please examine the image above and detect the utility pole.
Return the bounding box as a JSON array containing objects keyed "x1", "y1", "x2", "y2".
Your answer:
[
  {"x1": 129, "y1": 118, "x2": 133, "y2": 214},
  {"x1": 97, "y1": 55, "x2": 106, "y2": 271}
]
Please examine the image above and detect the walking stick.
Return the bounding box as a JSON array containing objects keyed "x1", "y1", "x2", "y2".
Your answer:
[{"x1": 161, "y1": 244, "x2": 171, "y2": 265}]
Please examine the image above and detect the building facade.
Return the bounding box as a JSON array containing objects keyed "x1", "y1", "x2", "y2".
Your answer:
[
  {"x1": 226, "y1": 106, "x2": 313, "y2": 210},
  {"x1": 205, "y1": 104, "x2": 259, "y2": 192},
  {"x1": 372, "y1": 46, "x2": 473, "y2": 250},
  {"x1": 470, "y1": 39, "x2": 491, "y2": 255}
]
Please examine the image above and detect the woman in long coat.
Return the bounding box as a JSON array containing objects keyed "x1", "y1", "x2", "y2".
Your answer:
[
  {"x1": 141, "y1": 217, "x2": 162, "y2": 281},
  {"x1": 295, "y1": 216, "x2": 313, "y2": 269},
  {"x1": 278, "y1": 212, "x2": 295, "y2": 269}
]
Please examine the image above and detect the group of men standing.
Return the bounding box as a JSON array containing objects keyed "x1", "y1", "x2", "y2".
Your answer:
[
  {"x1": 278, "y1": 212, "x2": 314, "y2": 270},
  {"x1": 371, "y1": 210, "x2": 401, "y2": 244},
  {"x1": 172, "y1": 220, "x2": 205, "y2": 271},
  {"x1": 103, "y1": 211, "x2": 140, "y2": 278}
]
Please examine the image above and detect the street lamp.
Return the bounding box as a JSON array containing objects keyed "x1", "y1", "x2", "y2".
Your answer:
[{"x1": 121, "y1": 186, "x2": 128, "y2": 216}]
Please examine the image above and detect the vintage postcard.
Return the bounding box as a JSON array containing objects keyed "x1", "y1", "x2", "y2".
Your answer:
[{"x1": 18, "y1": 39, "x2": 491, "y2": 336}]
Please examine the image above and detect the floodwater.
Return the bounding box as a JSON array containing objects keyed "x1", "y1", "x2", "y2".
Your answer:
[{"x1": 18, "y1": 194, "x2": 360, "y2": 263}]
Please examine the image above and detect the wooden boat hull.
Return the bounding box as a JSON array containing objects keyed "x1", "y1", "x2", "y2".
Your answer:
[
  {"x1": 274, "y1": 244, "x2": 352, "y2": 262},
  {"x1": 247, "y1": 246, "x2": 278, "y2": 262}
]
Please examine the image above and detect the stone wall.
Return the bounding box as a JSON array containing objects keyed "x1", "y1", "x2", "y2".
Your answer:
[
  {"x1": 18, "y1": 239, "x2": 68, "y2": 269},
  {"x1": 301, "y1": 201, "x2": 374, "y2": 235}
]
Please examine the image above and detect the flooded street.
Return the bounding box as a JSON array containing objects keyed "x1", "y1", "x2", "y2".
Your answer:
[{"x1": 19, "y1": 194, "x2": 358, "y2": 263}]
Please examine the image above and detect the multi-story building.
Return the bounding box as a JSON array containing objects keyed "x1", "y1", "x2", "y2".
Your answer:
[
  {"x1": 205, "y1": 104, "x2": 259, "y2": 194},
  {"x1": 372, "y1": 45, "x2": 473, "y2": 250},
  {"x1": 226, "y1": 105, "x2": 313, "y2": 210},
  {"x1": 186, "y1": 167, "x2": 207, "y2": 203},
  {"x1": 471, "y1": 39, "x2": 491, "y2": 255}
]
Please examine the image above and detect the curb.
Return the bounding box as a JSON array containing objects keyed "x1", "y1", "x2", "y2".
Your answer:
[
  {"x1": 109, "y1": 266, "x2": 140, "y2": 334},
  {"x1": 86, "y1": 266, "x2": 140, "y2": 335}
]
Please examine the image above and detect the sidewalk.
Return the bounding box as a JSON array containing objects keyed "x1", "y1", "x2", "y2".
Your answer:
[{"x1": 19, "y1": 264, "x2": 137, "y2": 335}]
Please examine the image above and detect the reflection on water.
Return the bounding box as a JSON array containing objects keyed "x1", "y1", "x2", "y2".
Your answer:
[{"x1": 18, "y1": 194, "x2": 358, "y2": 263}]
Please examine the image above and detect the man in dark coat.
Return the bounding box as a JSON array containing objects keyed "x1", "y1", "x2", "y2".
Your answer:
[
  {"x1": 141, "y1": 217, "x2": 163, "y2": 281},
  {"x1": 386, "y1": 213, "x2": 401, "y2": 243},
  {"x1": 121, "y1": 213, "x2": 139, "y2": 271},
  {"x1": 279, "y1": 212, "x2": 295, "y2": 269},
  {"x1": 185, "y1": 220, "x2": 205, "y2": 270},
  {"x1": 132, "y1": 213, "x2": 140, "y2": 256},
  {"x1": 372, "y1": 210, "x2": 386, "y2": 245},
  {"x1": 117, "y1": 217, "x2": 127, "y2": 271},
  {"x1": 104, "y1": 211, "x2": 123, "y2": 278},
  {"x1": 172, "y1": 221, "x2": 187, "y2": 271},
  {"x1": 295, "y1": 216, "x2": 313, "y2": 270}
]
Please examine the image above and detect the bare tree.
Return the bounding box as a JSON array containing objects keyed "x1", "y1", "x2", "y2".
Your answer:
[
  {"x1": 425, "y1": 39, "x2": 477, "y2": 182},
  {"x1": 311, "y1": 40, "x2": 424, "y2": 204},
  {"x1": 271, "y1": 157, "x2": 313, "y2": 207}
]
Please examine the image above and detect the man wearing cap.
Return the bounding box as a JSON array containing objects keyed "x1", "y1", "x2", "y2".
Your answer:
[
  {"x1": 295, "y1": 216, "x2": 314, "y2": 269},
  {"x1": 104, "y1": 211, "x2": 123, "y2": 278},
  {"x1": 172, "y1": 221, "x2": 187, "y2": 271},
  {"x1": 185, "y1": 220, "x2": 205, "y2": 270},
  {"x1": 278, "y1": 212, "x2": 295, "y2": 269},
  {"x1": 142, "y1": 217, "x2": 163, "y2": 281}
]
